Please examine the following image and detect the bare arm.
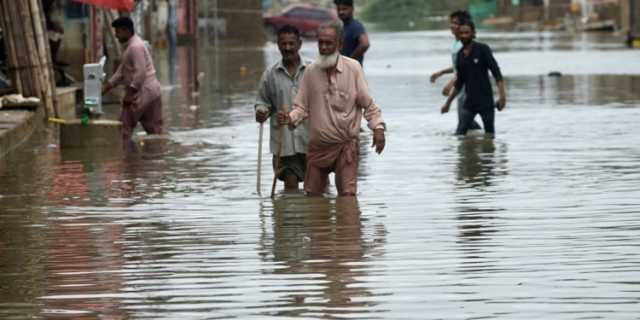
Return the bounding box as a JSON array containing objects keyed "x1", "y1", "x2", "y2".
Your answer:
[
  {"x1": 430, "y1": 67, "x2": 454, "y2": 83},
  {"x1": 496, "y1": 80, "x2": 506, "y2": 110},
  {"x1": 104, "y1": 53, "x2": 126, "y2": 93},
  {"x1": 355, "y1": 65, "x2": 384, "y2": 130},
  {"x1": 254, "y1": 70, "x2": 272, "y2": 122},
  {"x1": 441, "y1": 71, "x2": 464, "y2": 114},
  {"x1": 442, "y1": 77, "x2": 456, "y2": 96},
  {"x1": 441, "y1": 87, "x2": 460, "y2": 114},
  {"x1": 350, "y1": 34, "x2": 370, "y2": 62},
  {"x1": 354, "y1": 66, "x2": 386, "y2": 154},
  {"x1": 484, "y1": 44, "x2": 506, "y2": 110}
]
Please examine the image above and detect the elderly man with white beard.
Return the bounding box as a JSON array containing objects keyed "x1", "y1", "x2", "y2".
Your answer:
[{"x1": 277, "y1": 20, "x2": 386, "y2": 197}]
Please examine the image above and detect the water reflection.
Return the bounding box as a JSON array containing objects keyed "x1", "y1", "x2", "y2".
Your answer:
[
  {"x1": 43, "y1": 218, "x2": 128, "y2": 319},
  {"x1": 509, "y1": 75, "x2": 640, "y2": 107},
  {"x1": 455, "y1": 137, "x2": 507, "y2": 189},
  {"x1": 47, "y1": 141, "x2": 174, "y2": 208},
  {"x1": 260, "y1": 196, "x2": 386, "y2": 318},
  {"x1": 0, "y1": 205, "x2": 46, "y2": 319},
  {"x1": 160, "y1": 41, "x2": 265, "y2": 131},
  {"x1": 45, "y1": 147, "x2": 123, "y2": 207},
  {"x1": 455, "y1": 137, "x2": 507, "y2": 273}
]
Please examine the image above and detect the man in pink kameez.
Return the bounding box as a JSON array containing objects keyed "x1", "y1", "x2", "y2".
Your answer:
[
  {"x1": 102, "y1": 17, "x2": 162, "y2": 141},
  {"x1": 278, "y1": 20, "x2": 386, "y2": 197}
]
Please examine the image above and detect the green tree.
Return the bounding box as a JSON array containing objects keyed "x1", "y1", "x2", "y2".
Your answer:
[{"x1": 360, "y1": 0, "x2": 478, "y2": 30}]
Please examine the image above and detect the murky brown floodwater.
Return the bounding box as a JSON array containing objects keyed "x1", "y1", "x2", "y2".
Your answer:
[{"x1": 1, "y1": 30, "x2": 640, "y2": 319}]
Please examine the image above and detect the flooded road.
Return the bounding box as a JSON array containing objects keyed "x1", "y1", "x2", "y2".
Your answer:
[{"x1": 1, "y1": 30, "x2": 640, "y2": 319}]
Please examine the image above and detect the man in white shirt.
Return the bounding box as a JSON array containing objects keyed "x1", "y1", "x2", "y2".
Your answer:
[{"x1": 255, "y1": 25, "x2": 311, "y2": 191}]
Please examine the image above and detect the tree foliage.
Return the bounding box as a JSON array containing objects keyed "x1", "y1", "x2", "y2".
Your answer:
[{"x1": 361, "y1": 0, "x2": 476, "y2": 29}]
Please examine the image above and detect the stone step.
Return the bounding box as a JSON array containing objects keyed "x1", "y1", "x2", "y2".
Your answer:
[
  {"x1": 58, "y1": 119, "x2": 122, "y2": 149},
  {"x1": 55, "y1": 86, "x2": 82, "y2": 120}
]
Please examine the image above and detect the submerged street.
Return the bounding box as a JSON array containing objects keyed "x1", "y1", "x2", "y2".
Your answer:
[{"x1": 1, "y1": 30, "x2": 640, "y2": 319}]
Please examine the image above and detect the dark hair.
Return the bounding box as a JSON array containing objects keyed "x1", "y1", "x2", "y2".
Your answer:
[
  {"x1": 450, "y1": 10, "x2": 472, "y2": 22},
  {"x1": 458, "y1": 19, "x2": 476, "y2": 33},
  {"x1": 277, "y1": 25, "x2": 301, "y2": 39},
  {"x1": 111, "y1": 17, "x2": 134, "y2": 33},
  {"x1": 334, "y1": 0, "x2": 353, "y2": 6}
]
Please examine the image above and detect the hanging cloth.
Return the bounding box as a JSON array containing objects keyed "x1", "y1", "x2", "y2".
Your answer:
[{"x1": 71, "y1": 0, "x2": 134, "y2": 12}]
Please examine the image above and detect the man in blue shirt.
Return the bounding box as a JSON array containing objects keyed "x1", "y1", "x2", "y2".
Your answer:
[{"x1": 334, "y1": 0, "x2": 369, "y2": 65}]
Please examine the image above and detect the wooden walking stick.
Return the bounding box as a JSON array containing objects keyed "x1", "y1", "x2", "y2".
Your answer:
[
  {"x1": 257, "y1": 122, "x2": 264, "y2": 196},
  {"x1": 270, "y1": 105, "x2": 288, "y2": 199}
]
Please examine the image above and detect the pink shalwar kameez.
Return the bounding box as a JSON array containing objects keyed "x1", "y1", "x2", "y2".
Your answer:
[
  {"x1": 289, "y1": 55, "x2": 385, "y2": 196},
  {"x1": 108, "y1": 35, "x2": 162, "y2": 140}
]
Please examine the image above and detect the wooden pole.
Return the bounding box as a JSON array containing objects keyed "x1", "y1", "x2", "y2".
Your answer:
[
  {"x1": 0, "y1": 0, "x2": 58, "y2": 117},
  {"x1": 270, "y1": 105, "x2": 288, "y2": 199},
  {"x1": 632, "y1": 0, "x2": 638, "y2": 35},
  {"x1": 3, "y1": 1, "x2": 26, "y2": 92},
  {"x1": 270, "y1": 124, "x2": 285, "y2": 199},
  {"x1": 0, "y1": 1, "x2": 22, "y2": 93},
  {"x1": 17, "y1": 1, "x2": 43, "y2": 100},
  {"x1": 29, "y1": 0, "x2": 57, "y2": 117},
  {"x1": 35, "y1": 0, "x2": 58, "y2": 117},
  {"x1": 6, "y1": 0, "x2": 32, "y2": 97},
  {"x1": 257, "y1": 123, "x2": 264, "y2": 196}
]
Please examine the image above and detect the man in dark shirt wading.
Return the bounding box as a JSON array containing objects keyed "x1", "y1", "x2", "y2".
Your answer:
[
  {"x1": 334, "y1": 0, "x2": 369, "y2": 65},
  {"x1": 441, "y1": 20, "x2": 506, "y2": 136}
]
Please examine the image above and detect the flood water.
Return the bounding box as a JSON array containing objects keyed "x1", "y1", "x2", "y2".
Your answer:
[{"x1": 1, "y1": 30, "x2": 640, "y2": 319}]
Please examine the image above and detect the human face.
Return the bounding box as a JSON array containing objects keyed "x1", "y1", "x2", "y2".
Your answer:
[
  {"x1": 458, "y1": 25, "x2": 474, "y2": 46},
  {"x1": 115, "y1": 27, "x2": 132, "y2": 43},
  {"x1": 277, "y1": 32, "x2": 301, "y2": 63},
  {"x1": 318, "y1": 27, "x2": 340, "y2": 56},
  {"x1": 449, "y1": 17, "x2": 461, "y2": 38},
  {"x1": 336, "y1": 4, "x2": 353, "y2": 21}
]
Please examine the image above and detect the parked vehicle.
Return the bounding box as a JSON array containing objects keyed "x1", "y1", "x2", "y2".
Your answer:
[{"x1": 264, "y1": 5, "x2": 336, "y2": 39}]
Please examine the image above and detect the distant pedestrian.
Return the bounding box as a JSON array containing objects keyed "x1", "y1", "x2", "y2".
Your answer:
[
  {"x1": 167, "y1": 0, "x2": 178, "y2": 49},
  {"x1": 255, "y1": 25, "x2": 311, "y2": 191},
  {"x1": 441, "y1": 20, "x2": 506, "y2": 137},
  {"x1": 626, "y1": 31, "x2": 634, "y2": 48},
  {"x1": 277, "y1": 20, "x2": 386, "y2": 197},
  {"x1": 334, "y1": 0, "x2": 369, "y2": 65},
  {"x1": 102, "y1": 17, "x2": 163, "y2": 141},
  {"x1": 430, "y1": 10, "x2": 481, "y2": 133}
]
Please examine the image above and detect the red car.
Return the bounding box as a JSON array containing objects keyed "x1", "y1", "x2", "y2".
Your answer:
[{"x1": 264, "y1": 5, "x2": 337, "y2": 39}]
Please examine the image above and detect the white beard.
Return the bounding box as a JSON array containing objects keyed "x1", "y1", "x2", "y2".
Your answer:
[{"x1": 315, "y1": 51, "x2": 339, "y2": 69}]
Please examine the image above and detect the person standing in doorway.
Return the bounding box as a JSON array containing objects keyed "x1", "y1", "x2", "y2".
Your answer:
[
  {"x1": 102, "y1": 17, "x2": 163, "y2": 141},
  {"x1": 277, "y1": 20, "x2": 386, "y2": 197},
  {"x1": 42, "y1": 0, "x2": 66, "y2": 65},
  {"x1": 441, "y1": 20, "x2": 506, "y2": 137},
  {"x1": 255, "y1": 25, "x2": 311, "y2": 191},
  {"x1": 430, "y1": 10, "x2": 481, "y2": 133},
  {"x1": 334, "y1": 0, "x2": 369, "y2": 66}
]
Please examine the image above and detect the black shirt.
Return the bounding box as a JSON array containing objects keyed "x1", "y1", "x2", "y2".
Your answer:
[{"x1": 454, "y1": 41, "x2": 503, "y2": 111}]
